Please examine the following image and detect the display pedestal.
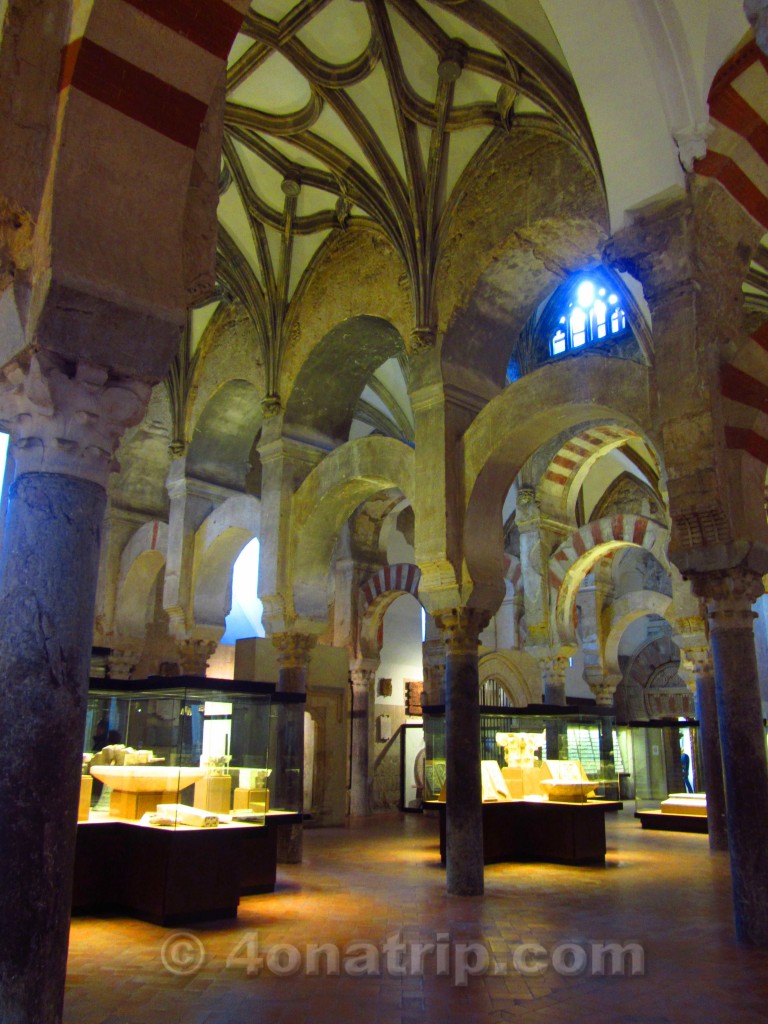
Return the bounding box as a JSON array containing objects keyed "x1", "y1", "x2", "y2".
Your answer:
[
  {"x1": 194, "y1": 775, "x2": 233, "y2": 814},
  {"x1": 637, "y1": 810, "x2": 708, "y2": 834},
  {"x1": 109, "y1": 789, "x2": 180, "y2": 820},
  {"x1": 234, "y1": 787, "x2": 270, "y2": 813},
  {"x1": 73, "y1": 811, "x2": 299, "y2": 925},
  {"x1": 430, "y1": 799, "x2": 622, "y2": 865}
]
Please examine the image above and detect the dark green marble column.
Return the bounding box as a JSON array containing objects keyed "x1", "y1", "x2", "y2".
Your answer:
[
  {"x1": 271, "y1": 632, "x2": 315, "y2": 864},
  {"x1": 435, "y1": 607, "x2": 490, "y2": 896},
  {"x1": 695, "y1": 570, "x2": 768, "y2": 945},
  {"x1": 0, "y1": 473, "x2": 105, "y2": 1024},
  {"x1": 693, "y1": 653, "x2": 728, "y2": 852}
]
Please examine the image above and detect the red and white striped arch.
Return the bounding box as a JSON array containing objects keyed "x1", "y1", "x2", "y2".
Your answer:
[
  {"x1": 549, "y1": 515, "x2": 668, "y2": 642},
  {"x1": 538, "y1": 425, "x2": 653, "y2": 521},
  {"x1": 358, "y1": 563, "x2": 422, "y2": 658},
  {"x1": 694, "y1": 39, "x2": 768, "y2": 230}
]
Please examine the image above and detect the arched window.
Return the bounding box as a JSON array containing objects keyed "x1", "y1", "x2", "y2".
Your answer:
[
  {"x1": 221, "y1": 537, "x2": 265, "y2": 644},
  {"x1": 549, "y1": 275, "x2": 629, "y2": 358}
]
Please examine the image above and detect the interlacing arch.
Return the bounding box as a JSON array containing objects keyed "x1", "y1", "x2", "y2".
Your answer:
[{"x1": 550, "y1": 514, "x2": 668, "y2": 642}]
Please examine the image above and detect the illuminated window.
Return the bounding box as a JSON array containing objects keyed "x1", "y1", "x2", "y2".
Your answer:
[
  {"x1": 549, "y1": 275, "x2": 628, "y2": 358},
  {"x1": 221, "y1": 537, "x2": 265, "y2": 644}
]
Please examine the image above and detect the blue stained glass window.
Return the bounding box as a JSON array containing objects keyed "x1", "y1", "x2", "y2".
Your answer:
[{"x1": 549, "y1": 275, "x2": 630, "y2": 358}]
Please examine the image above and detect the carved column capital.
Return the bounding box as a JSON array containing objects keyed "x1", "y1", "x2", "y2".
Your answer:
[
  {"x1": 271, "y1": 631, "x2": 317, "y2": 670},
  {"x1": 688, "y1": 568, "x2": 765, "y2": 632},
  {"x1": 515, "y1": 485, "x2": 540, "y2": 530},
  {"x1": 0, "y1": 351, "x2": 150, "y2": 486},
  {"x1": 350, "y1": 659, "x2": 377, "y2": 691},
  {"x1": 583, "y1": 667, "x2": 621, "y2": 707},
  {"x1": 107, "y1": 641, "x2": 143, "y2": 681},
  {"x1": 433, "y1": 607, "x2": 490, "y2": 656},
  {"x1": 176, "y1": 638, "x2": 217, "y2": 676}
]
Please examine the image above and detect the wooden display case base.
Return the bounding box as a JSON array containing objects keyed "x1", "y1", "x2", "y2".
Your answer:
[
  {"x1": 637, "y1": 810, "x2": 708, "y2": 834},
  {"x1": 429, "y1": 799, "x2": 622, "y2": 866},
  {"x1": 73, "y1": 811, "x2": 299, "y2": 925}
]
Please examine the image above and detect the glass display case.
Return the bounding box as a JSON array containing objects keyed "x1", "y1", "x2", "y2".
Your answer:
[
  {"x1": 624, "y1": 719, "x2": 706, "y2": 829},
  {"x1": 82, "y1": 676, "x2": 304, "y2": 826},
  {"x1": 422, "y1": 705, "x2": 627, "y2": 803},
  {"x1": 75, "y1": 676, "x2": 305, "y2": 924}
]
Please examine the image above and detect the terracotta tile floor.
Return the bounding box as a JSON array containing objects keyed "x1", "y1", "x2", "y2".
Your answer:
[{"x1": 65, "y1": 809, "x2": 768, "y2": 1024}]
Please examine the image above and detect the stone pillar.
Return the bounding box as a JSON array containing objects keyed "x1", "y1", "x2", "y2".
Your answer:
[
  {"x1": 271, "y1": 630, "x2": 316, "y2": 862},
  {"x1": 434, "y1": 606, "x2": 490, "y2": 896},
  {"x1": 694, "y1": 654, "x2": 728, "y2": 852},
  {"x1": 0, "y1": 352, "x2": 149, "y2": 1024},
  {"x1": 691, "y1": 569, "x2": 768, "y2": 944},
  {"x1": 349, "y1": 660, "x2": 376, "y2": 816}
]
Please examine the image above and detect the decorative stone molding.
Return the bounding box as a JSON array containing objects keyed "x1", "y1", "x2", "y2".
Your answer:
[
  {"x1": 0, "y1": 351, "x2": 150, "y2": 486},
  {"x1": 271, "y1": 631, "x2": 317, "y2": 670},
  {"x1": 433, "y1": 607, "x2": 490, "y2": 656},
  {"x1": 689, "y1": 568, "x2": 765, "y2": 632},
  {"x1": 176, "y1": 638, "x2": 217, "y2": 676},
  {"x1": 409, "y1": 326, "x2": 436, "y2": 351},
  {"x1": 673, "y1": 121, "x2": 714, "y2": 172}
]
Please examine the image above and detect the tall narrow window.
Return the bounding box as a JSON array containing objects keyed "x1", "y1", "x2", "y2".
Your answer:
[{"x1": 221, "y1": 537, "x2": 265, "y2": 644}]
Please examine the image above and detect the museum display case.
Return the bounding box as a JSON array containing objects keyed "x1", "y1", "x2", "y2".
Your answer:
[
  {"x1": 422, "y1": 705, "x2": 627, "y2": 803},
  {"x1": 75, "y1": 676, "x2": 303, "y2": 923},
  {"x1": 422, "y1": 705, "x2": 625, "y2": 865},
  {"x1": 625, "y1": 719, "x2": 707, "y2": 832}
]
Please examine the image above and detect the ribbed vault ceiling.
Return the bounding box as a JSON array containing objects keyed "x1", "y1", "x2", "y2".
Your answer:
[{"x1": 210, "y1": 0, "x2": 596, "y2": 403}]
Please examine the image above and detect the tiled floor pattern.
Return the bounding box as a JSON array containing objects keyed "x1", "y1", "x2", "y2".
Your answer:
[{"x1": 65, "y1": 810, "x2": 768, "y2": 1024}]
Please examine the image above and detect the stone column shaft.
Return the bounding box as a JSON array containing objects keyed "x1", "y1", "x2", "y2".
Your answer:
[
  {"x1": 0, "y1": 351, "x2": 149, "y2": 1023},
  {"x1": 694, "y1": 570, "x2": 768, "y2": 945},
  {"x1": 0, "y1": 474, "x2": 105, "y2": 1023},
  {"x1": 694, "y1": 657, "x2": 728, "y2": 852},
  {"x1": 435, "y1": 607, "x2": 490, "y2": 896},
  {"x1": 271, "y1": 631, "x2": 316, "y2": 863},
  {"x1": 349, "y1": 663, "x2": 375, "y2": 816}
]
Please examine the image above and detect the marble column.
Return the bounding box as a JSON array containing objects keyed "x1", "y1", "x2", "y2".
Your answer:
[
  {"x1": 434, "y1": 606, "x2": 490, "y2": 896},
  {"x1": 689, "y1": 648, "x2": 728, "y2": 852},
  {"x1": 271, "y1": 630, "x2": 316, "y2": 863},
  {"x1": 692, "y1": 569, "x2": 768, "y2": 944},
  {"x1": 349, "y1": 661, "x2": 376, "y2": 816},
  {"x1": 0, "y1": 353, "x2": 149, "y2": 1024}
]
